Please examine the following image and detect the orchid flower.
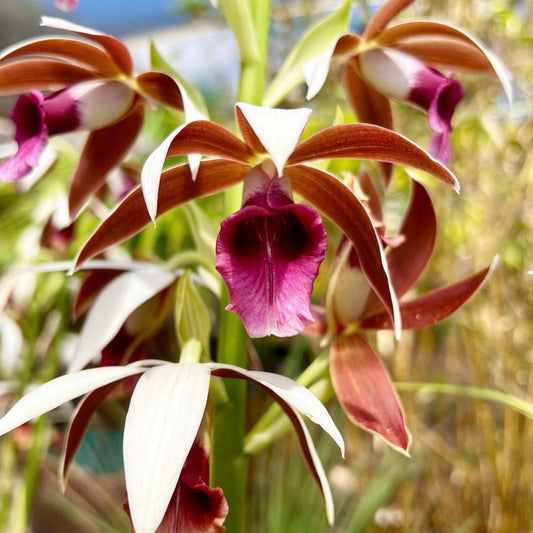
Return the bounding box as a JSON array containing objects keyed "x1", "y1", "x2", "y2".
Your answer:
[
  {"x1": 73, "y1": 102, "x2": 458, "y2": 340},
  {"x1": 304, "y1": 0, "x2": 512, "y2": 172},
  {"x1": 307, "y1": 177, "x2": 495, "y2": 452},
  {"x1": 0, "y1": 339, "x2": 345, "y2": 532},
  {"x1": 0, "y1": 17, "x2": 188, "y2": 218}
]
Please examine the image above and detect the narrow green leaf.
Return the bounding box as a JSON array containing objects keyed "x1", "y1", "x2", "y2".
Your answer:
[
  {"x1": 263, "y1": 0, "x2": 350, "y2": 107},
  {"x1": 174, "y1": 270, "x2": 212, "y2": 356}
]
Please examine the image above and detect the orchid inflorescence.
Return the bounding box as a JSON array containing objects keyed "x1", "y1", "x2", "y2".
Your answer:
[{"x1": 0, "y1": 1, "x2": 512, "y2": 532}]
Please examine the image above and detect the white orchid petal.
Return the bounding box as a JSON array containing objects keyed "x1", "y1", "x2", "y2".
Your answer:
[
  {"x1": 303, "y1": 42, "x2": 336, "y2": 100},
  {"x1": 236, "y1": 103, "x2": 311, "y2": 177},
  {"x1": 69, "y1": 268, "x2": 176, "y2": 373},
  {"x1": 40, "y1": 16, "x2": 104, "y2": 36},
  {"x1": 293, "y1": 411, "x2": 336, "y2": 525},
  {"x1": 141, "y1": 125, "x2": 186, "y2": 222},
  {"x1": 0, "y1": 315, "x2": 23, "y2": 374},
  {"x1": 207, "y1": 363, "x2": 344, "y2": 455},
  {"x1": 123, "y1": 363, "x2": 211, "y2": 533},
  {"x1": 0, "y1": 366, "x2": 145, "y2": 436}
]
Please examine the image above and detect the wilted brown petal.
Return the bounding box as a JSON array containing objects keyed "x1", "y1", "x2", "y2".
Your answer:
[
  {"x1": 68, "y1": 106, "x2": 145, "y2": 219},
  {"x1": 361, "y1": 263, "x2": 493, "y2": 330},
  {"x1": 75, "y1": 160, "x2": 249, "y2": 268},
  {"x1": 287, "y1": 123, "x2": 460, "y2": 191},
  {"x1": 330, "y1": 333, "x2": 410, "y2": 451}
]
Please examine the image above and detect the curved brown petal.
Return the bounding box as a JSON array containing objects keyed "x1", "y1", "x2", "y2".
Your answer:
[
  {"x1": 135, "y1": 71, "x2": 184, "y2": 110},
  {"x1": 286, "y1": 164, "x2": 400, "y2": 337},
  {"x1": 75, "y1": 160, "x2": 249, "y2": 268},
  {"x1": 361, "y1": 263, "x2": 493, "y2": 330},
  {"x1": 364, "y1": 180, "x2": 436, "y2": 316},
  {"x1": 60, "y1": 381, "x2": 123, "y2": 486},
  {"x1": 363, "y1": 0, "x2": 416, "y2": 40},
  {"x1": 333, "y1": 33, "x2": 362, "y2": 56},
  {"x1": 392, "y1": 38, "x2": 496, "y2": 73},
  {"x1": 287, "y1": 123, "x2": 459, "y2": 191},
  {"x1": 0, "y1": 38, "x2": 120, "y2": 77},
  {"x1": 235, "y1": 104, "x2": 267, "y2": 155},
  {"x1": 0, "y1": 59, "x2": 100, "y2": 94},
  {"x1": 67, "y1": 26, "x2": 133, "y2": 76},
  {"x1": 167, "y1": 121, "x2": 254, "y2": 163},
  {"x1": 69, "y1": 106, "x2": 145, "y2": 219},
  {"x1": 330, "y1": 333, "x2": 410, "y2": 452},
  {"x1": 378, "y1": 21, "x2": 512, "y2": 100},
  {"x1": 342, "y1": 63, "x2": 393, "y2": 184}
]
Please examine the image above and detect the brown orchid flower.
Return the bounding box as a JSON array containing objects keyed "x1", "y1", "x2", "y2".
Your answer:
[
  {"x1": 307, "y1": 176, "x2": 494, "y2": 452},
  {"x1": 305, "y1": 0, "x2": 512, "y2": 175},
  {"x1": 73, "y1": 102, "x2": 458, "y2": 340},
  {"x1": 0, "y1": 17, "x2": 185, "y2": 218}
]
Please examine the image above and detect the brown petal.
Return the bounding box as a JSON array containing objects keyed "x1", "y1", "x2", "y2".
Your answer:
[
  {"x1": 0, "y1": 59, "x2": 99, "y2": 94},
  {"x1": 378, "y1": 21, "x2": 508, "y2": 80},
  {"x1": 74, "y1": 160, "x2": 249, "y2": 268},
  {"x1": 286, "y1": 164, "x2": 400, "y2": 336},
  {"x1": 59, "y1": 381, "x2": 123, "y2": 487},
  {"x1": 333, "y1": 33, "x2": 362, "y2": 56},
  {"x1": 361, "y1": 262, "x2": 494, "y2": 330},
  {"x1": 0, "y1": 38, "x2": 120, "y2": 77},
  {"x1": 342, "y1": 63, "x2": 393, "y2": 184},
  {"x1": 392, "y1": 38, "x2": 495, "y2": 73},
  {"x1": 234, "y1": 104, "x2": 267, "y2": 155},
  {"x1": 135, "y1": 71, "x2": 184, "y2": 110},
  {"x1": 288, "y1": 123, "x2": 459, "y2": 191},
  {"x1": 70, "y1": 28, "x2": 133, "y2": 76},
  {"x1": 167, "y1": 120, "x2": 254, "y2": 163},
  {"x1": 68, "y1": 106, "x2": 145, "y2": 219},
  {"x1": 331, "y1": 333, "x2": 410, "y2": 451},
  {"x1": 364, "y1": 180, "x2": 436, "y2": 316},
  {"x1": 363, "y1": 0, "x2": 416, "y2": 40}
]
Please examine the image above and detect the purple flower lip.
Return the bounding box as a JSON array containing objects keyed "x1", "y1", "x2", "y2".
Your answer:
[
  {"x1": 216, "y1": 164, "x2": 328, "y2": 338},
  {"x1": 359, "y1": 48, "x2": 464, "y2": 163},
  {"x1": 0, "y1": 81, "x2": 134, "y2": 183}
]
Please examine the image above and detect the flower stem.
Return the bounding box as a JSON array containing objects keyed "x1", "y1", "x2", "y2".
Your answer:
[{"x1": 210, "y1": 285, "x2": 249, "y2": 532}]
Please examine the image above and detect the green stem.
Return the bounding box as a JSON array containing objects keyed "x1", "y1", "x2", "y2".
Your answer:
[
  {"x1": 395, "y1": 382, "x2": 533, "y2": 420},
  {"x1": 237, "y1": 0, "x2": 270, "y2": 104},
  {"x1": 210, "y1": 285, "x2": 249, "y2": 533}
]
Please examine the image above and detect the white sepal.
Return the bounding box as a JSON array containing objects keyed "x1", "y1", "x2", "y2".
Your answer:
[
  {"x1": 123, "y1": 362, "x2": 211, "y2": 533},
  {"x1": 236, "y1": 103, "x2": 311, "y2": 177}
]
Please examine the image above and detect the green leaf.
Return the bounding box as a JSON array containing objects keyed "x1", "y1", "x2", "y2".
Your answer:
[
  {"x1": 149, "y1": 42, "x2": 209, "y2": 118},
  {"x1": 263, "y1": 0, "x2": 350, "y2": 107},
  {"x1": 218, "y1": 0, "x2": 259, "y2": 63},
  {"x1": 174, "y1": 270, "x2": 212, "y2": 356}
]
